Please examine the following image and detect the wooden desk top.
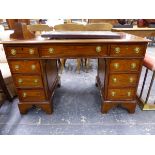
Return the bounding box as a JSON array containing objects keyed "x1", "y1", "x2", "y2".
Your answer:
[{"x1": 0, "y1": 32, "x2": 149, "y2": 44}]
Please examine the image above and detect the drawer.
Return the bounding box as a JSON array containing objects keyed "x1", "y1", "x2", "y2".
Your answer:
[
  {"x1": 110, "y1": 45, "x2": 145, "y2": 57},
  {"x1": 40, "y1": 45, "x2": 107, "y2": 58},
  {"x1": 107, "y1": 88, "x2": 135, "y2": 100},
  {"x1": 9, "y1": 60, "x2": 41, "y2": 74},
  {"x1": 108, "y1": 74, "x2": 138, "y2": 87},
  {"x1": 109, "y1": 59, "x2": 141, "y2": 72},
  {"x1": 13, "y1": 75, "x2": 43, "y2": 88},
  {"x1": 6, "y1": 47, "x2": 39, "y2": 58},
  {"x1": 18, "y1": 89, "x2": 46, "y2": 102}
]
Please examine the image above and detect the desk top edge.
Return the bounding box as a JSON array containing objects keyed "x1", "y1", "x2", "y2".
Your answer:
[{"x1": 0, "y1": 32, "x2": 149, "y2": 44}]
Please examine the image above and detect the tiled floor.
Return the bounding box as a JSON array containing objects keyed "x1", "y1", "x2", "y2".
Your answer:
[{"x1": 0, "y1": 47, "x2": 155, "y2": 135}]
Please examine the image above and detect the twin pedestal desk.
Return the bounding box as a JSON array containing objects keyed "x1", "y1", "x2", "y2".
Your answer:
[{"x1": 1, "y1": 32, "x2": 149, "y2": 114}]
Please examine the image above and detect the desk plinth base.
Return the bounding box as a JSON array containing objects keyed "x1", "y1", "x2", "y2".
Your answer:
[
  {"x1": 18, "y1": 102, "x2": 53, "y2": 114},
  {"x1": 101, "y1": 101, "x2": 136, "y2": 114},
  {"x1": 96, "y1": 76, "x2": 136, "y2": 114}
]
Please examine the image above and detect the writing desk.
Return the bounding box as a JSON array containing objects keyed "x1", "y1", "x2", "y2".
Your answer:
[{"x1": 0, "y1": 32, "x2": 148, "y2": 114}]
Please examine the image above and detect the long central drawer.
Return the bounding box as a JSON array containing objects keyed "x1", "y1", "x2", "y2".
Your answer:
[{"x1": 39, "y1": 44, "x2": 107, "y2": 58}]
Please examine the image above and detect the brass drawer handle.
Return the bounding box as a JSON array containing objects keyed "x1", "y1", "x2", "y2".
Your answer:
[
  {"x1": 112, "y1": 78, "x2": 117, "y2": 83},
  {"x1": 134, "y1": 47, "x2": 140, "y2": 54},
  {"x1": 31, "y1": 65, "x2": 36, "y2": 70},
  {"x1": 127, "y1": 91, "x2": 131, "y2": 97},
  {"x1": 111, "y1": 91, "x2": 116, "y2": 96},
  {"x1": 113, "y1": 63, "x2": 119, "y2": 69},
  {"x1": 114, "y1": 47, "x2": 120, "y2": 54},
  {"x1": 96, "y1": 46, "x2": 102, "y2": 53},
  {"x1": 14, "y1": 65, "x2": 19, "y2": 70},
  {"x1": 18, "y1": 78, "x2": 23, "y2": 84},
  {"x1": 48, "y1": 48, "x2": 54, "y2": 54},
  {"x1": 131, "y1": 63, "x2": 136, "y2": 69},
  {"x1": 34, "y1": 79, "x2": 38, "y2": 83},
  {"x1": 29, "y1": 48, "x2": 35, "y2": 55},
  {"x1": 11, "y1": 49, "x2": 16, "y2": 55},
  {"x1": 22, "y1": 92, "x2": 27, "y2": 98},
  {"x1": 129, "y1": 77, "x2": 134, "y2": 83}
]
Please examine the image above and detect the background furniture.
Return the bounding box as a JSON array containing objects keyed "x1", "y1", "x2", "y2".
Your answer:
[
  {"x1": 0, "y1": 45, "x2": 17, "y2": 103},
  {"x1": 54, "y1": 23, "x2": 85, "y2": 73},
  {"x1": 112, "y1": 26, "x2": 155, "y2": 38},
  {"x1": 6, "y1": 19, "x2": 30, "y2": 30},
  {"x1": 1, "y1": 32, "x2": 148, "y2": 114},
  {"x1": 137, "y1": 54, "x2": 155, "y2": 110},
  {"x1": 88, "y1": 19, "x2": 118, "y2": 25},
  {"x1": 84, "y1": 23, "x2": 113, "y2": 71},
  {"x1": 27, "y1": 24, "x2": 53, "y2": 35}
]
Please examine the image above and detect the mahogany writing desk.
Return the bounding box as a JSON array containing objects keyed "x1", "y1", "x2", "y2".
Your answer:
[{"x1": 0, "y1": 32, "x2": 149, "y2": 114}]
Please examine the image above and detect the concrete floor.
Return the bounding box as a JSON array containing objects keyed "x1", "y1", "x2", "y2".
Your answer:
[{"x1": 0, "y1": 47, "x2": 155, "y2": 135}]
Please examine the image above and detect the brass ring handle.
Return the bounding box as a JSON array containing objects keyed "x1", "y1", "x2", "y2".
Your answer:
[
  {"x1": 96, "y1": 46, "x2": 102, "y2": 53},
  {"x1": 111, "y1": 91, "x2": 116, "y2": 96},
  {"x1": 18, "y1": 78, "x2": 23, "y2": 83},
  {"x1": 134, "y1": 47, "x2": 140, "y2": 54},
  {"x1": 15, "y1": 65, "x2": 19, "y2": 70},
  {"x1": 131, "y1": 63, "x2": 136, "y2": 69},
  {"x1": 29, "y1": 48, "x2": 35, "y2": 55},
  {"x1": 34, "y1": 79, "x2": 38, "y2": 83},
  {"x1": 22, "y1": 92, "x2": 27, "y2": 98},
  {"x1": 129, "y1": 77, "x2": 134, "y2": 83},
  {"x1": 48, "y1": 48, "x2": 54, "y2": 54},
  {"x1": 115, "y1": 47, "x2": 120, "y2": 54},
  {"x1": 31, "y1": 65, "x2": 36, "y2": 70},
  {"x1": 127, "y1": 91, "x2": 131, "y2": 97},
  {"x1": 112, "y1": 78, "x2": 117, "y2": 83},
  {"x1": 114, "y1": 63, "x2": 119, "y2": 69},
  {"x1": 11, "y1": 49, "x2": 16, "y2": 55}
]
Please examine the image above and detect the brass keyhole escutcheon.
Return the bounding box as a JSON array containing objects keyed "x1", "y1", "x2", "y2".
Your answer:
[
  {"x1": 29, "y1": 48, "x2": 35, "y2": 55},
  {"x1": 48, "y1": 48, "x2": 54, "y2": 54},
  {"x1": 115, "y1": 47, "x2": 120, "y2": 54}
]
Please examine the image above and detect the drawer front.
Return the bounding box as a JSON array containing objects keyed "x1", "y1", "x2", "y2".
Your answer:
[
  {"x1": 109, "y1": 74, "x2": 138, "y2": 87},
  {"x1": 40, "y1": 45, "x2": 107, "y2": 58},
  {"x1": 6, "y1": 47, "x2": 39, "y2": 58},
  {"x1": 9, "y1": 60, "x2": 41, "y2": 73},
  {"x1": 18, "y1": 89, "x2": 46, "y2": 102},
  {"x1": 13, "y1": 75, "x2": 43, "y2": 88},
  {"x1": 107, "y1": 88, "x2": 135, "y2": 100},
  {"x1": 110, "y1": 45, "x2": 145, "y2": 57},
  {"x1": 109, "y1": 59, "x2": 141, "y2": 72}
]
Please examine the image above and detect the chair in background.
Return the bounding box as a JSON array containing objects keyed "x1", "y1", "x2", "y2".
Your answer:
[
  {"x1": 54, "y1": 23, "x2": 85, "y2": 73},
  {"x1": 0, "y1": 45, "x2": 17, "y2": 105},
  {"x1": 137, "y1": 54, "x2": 155, "y2": 110},
  {"x1": 88, "y1": 19, "x2": 118, "y2": 25},
  {"x1": 27, "y1": 24, "x2": 53, "y2": 35},
  {"x1": 84, "y1": 23, "x2": 113, "y2": 71}
]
